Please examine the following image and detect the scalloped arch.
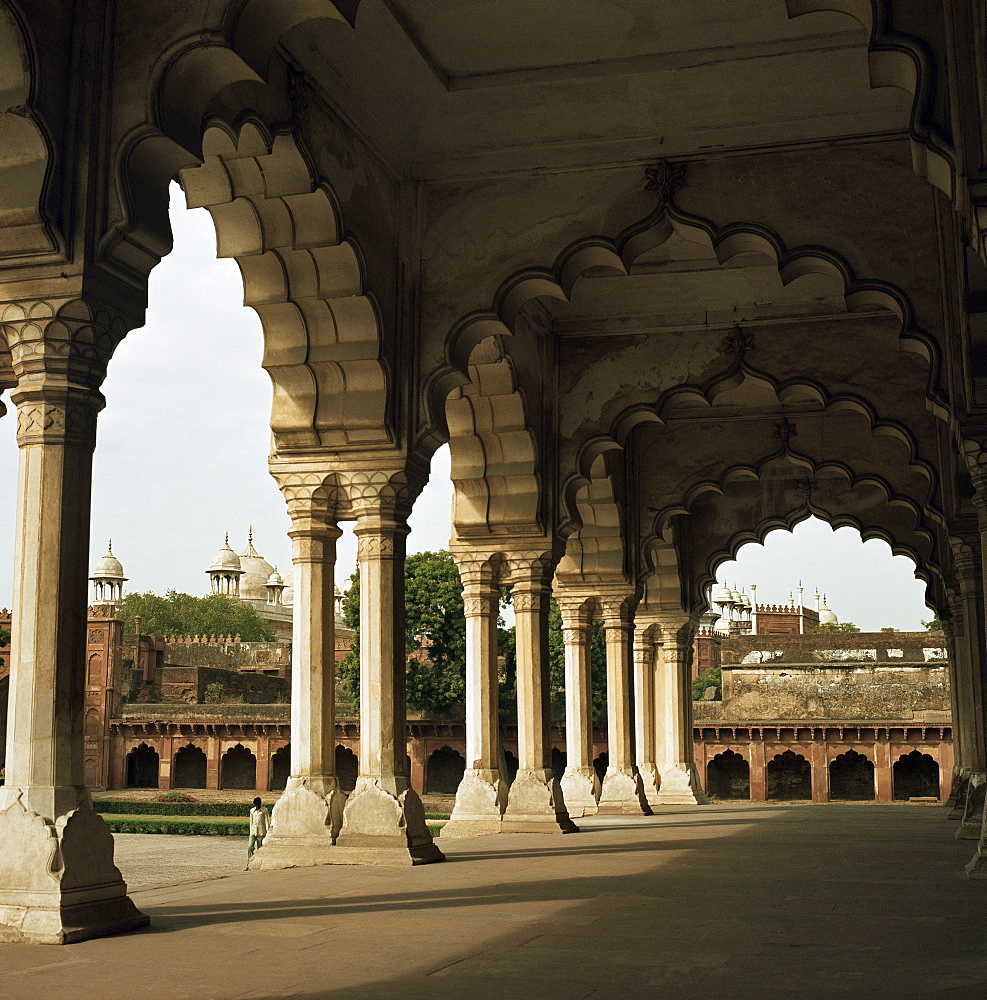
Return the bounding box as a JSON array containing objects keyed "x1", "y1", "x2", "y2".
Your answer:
[
  {"x1": 447, "y1": 337, "x2": 541, "y2": 539},
  {"x1": 173, "y1": 124, "x2": 387, "y2": 452},
  {"x1": 0, "y1": 2, "x2": 55, "y2": 258}
]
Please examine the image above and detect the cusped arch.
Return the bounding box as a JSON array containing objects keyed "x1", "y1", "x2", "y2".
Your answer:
[
  {"x1": 447, "y1": 336, "x2": 540, "y2": 538},
  {"x1": 0, "y1": 2, "x2": 55, "y2": 258},
  {"x1": 171, "y1": 124, "x2": 387, "y2": 451}
]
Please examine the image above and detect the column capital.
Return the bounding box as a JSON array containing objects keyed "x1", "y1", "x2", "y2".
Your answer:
[
  {"x1": 599, "y1": 593, "x2": 636, "y2": 628},
  {"x1": 507, "y1": 548, "x2": 560, "y2": 591},
  {"x1": 462, "y1": 587, "x2": 499, "y2": 618},
  {"x1": 556, "y1": 594, "x2": 594, "y2": 632},
  {"x1": 1, "y1": 295, "x2": 133, "y2": 391}
]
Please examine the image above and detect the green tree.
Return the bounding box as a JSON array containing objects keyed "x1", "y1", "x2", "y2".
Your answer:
[
  {"x1": 922, "y1": 617, "x2": 942, "y2": 631},
  {"x1": 340, "y1": 550, "x2": 494, "y2": 715},
  {"x1": 880, "y1": 627, "x2": 899, "y2": 633},
  {"x1": 116, "y1": 590, "x2": 276, "y2": 641},
  {"x1": 0, "y1": 625, "x2": 9, "y2": 669},
  {"x1": 811, "y1": 621, "x2": 861, "y2": 634},
  {"x1": 693, "y1": 665, "x2": 722, "y2": 701}
]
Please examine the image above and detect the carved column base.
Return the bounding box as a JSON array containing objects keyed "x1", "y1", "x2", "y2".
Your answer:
[
  {"x1": 947, "y1": 768, "x2": 972, "y2": 820},
  {"x1": 441, "y1": 769, "x2": 508, "y2": 838},
  {"x1": 332, "y1": 776, "x2": 444, "y2": 865},
  {"x1": 560, "y1": 766, "x2": 600, "y2": 818},
  {"x1": 637, "y1": 762, "x2": 661, "y2": 809},
  {"x1": 956, "y1": 773, "x2": 986, "y2": 840},
  {"x1": 655, "y1": 763, "x2": 710, "y2": 805},
  {"x1": 965, "y1": 813, "x2": 987, "y2": 878},
  {"x1": 249, "y1": 776, "x2": 346, "y2": 870},
  {"x1": 598, "y1": 768, "x2": 652, "y2": 815},
  {"x1": 0, "y1": 798, "x2": 148, "y2": 945},
  {"x1": 502, "y1": 769, "x2": 579, "y2": 833}
]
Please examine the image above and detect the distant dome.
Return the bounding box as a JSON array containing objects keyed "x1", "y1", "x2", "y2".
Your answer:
[
  {"x1": 91, "y1": 542, "x2": 126, "y2": 581},
  {"x1": 731, "y1": 588, "x2": 743, "y2": 603},
  {"x1": 266, "y1": 568, "x2": 284, "y2": 587},
  {"x1": 208, "y1": 535, "x2": 243, "y2": 575},
  {"x1": 715, "y1": 584, "x2": 733, "y2": 602},
  {"x1": 238, "y1": 530, "x2": 276, "y2": 601},
  {"x1": 818, "y1": 596, "x2": 838, "y2": 625}
]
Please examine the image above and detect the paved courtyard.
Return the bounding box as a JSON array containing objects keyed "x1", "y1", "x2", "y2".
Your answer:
[{"x1": 3, "y1": 804, "x2": 985, "y2": 1000}]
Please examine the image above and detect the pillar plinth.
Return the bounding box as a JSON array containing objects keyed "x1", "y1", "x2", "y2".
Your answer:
[
  {"x1": 251, "y1": 503, "x2": 345, "y2": 869},
  {"x1": 598, "y1": 598, "x2": 650, "y2": 816},
  {"x1": 558, "y1": 599, "x2": 599, "y2": 817},
  {"x1": 948, "y1": 767, "x2": 972, "y2": 820},
  {"x1": 655, "y1": 620, "x2": 709, "y2": 806},
  {"x1": 334, "y1": 509, "x2": 443, "y2": 864},
  {"x1": 503, "y1": 569, "x2": 576, "y2": 833},
  {"x1": 957, "y1": 771, "x2": 987, "y2": 841},
  {"x1": 0, "y1": 375, "x2": 147, "y2": 942},
  {"x1": 444, "y1": 577, "x2": 507, "y2": 838}
]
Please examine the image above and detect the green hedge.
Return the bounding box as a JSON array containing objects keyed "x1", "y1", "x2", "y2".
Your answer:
[
  {"x1": 102, "y1": 815, "x2": 248, "y2": 835},
  {"x1": 93, "y1": 799, "x2": 273, "y2": 817}
]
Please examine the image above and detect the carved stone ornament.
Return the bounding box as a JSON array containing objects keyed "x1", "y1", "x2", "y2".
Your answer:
[
  {"x1": 356, "y1": 533, "x2": 396, "y2": 559},
  {"x1": 644, "y1": 159, "x2": 686, "y2": 210},
  {"x1": 512, "y1": 591, "x2": 546, "y2": 613},
  {"x1": 16, "y1": 398, "x2": 98, "y2": 448}
]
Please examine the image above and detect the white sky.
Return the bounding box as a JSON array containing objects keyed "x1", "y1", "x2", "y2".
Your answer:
[{"x1": 0, "y1": 185, "x2": 933, "y2": 630}]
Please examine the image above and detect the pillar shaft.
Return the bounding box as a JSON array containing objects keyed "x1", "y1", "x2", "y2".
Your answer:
[
  {"x1": 597, "y1": 597, "x2": 650, "y2": 815},
  {"x1": 250, "y1": 502, "x2": 345, "y2": 869},
  {"x1": 335, "y1": 502, "x2": 443, "y2": 863},
  {"x1": 655, "y1": 621, "x2": 708, "y2": 805},
  {"x1": 443, "y1": 573, "x2": 508, "y2": 837},
  {"x1": 502, "y1": 558, "x2": 576, "y2": 833},
  {"x1": 0, "y1": 371, "x2": 147, "y2": 943},
  {"x1": 633, "y1": 623, "x2": 660, "y2": 808},
  {"x1": 557, "y1": 598, "x2": 599, "y2": 818}
]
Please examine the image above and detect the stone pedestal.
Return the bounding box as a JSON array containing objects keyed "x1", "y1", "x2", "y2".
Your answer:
[
  {"x1": 637, "y1": 761, "x2": 661, "y2": 808},
  {"x1": 656, "y1": 762, "x2": 709, "y2": 805},
  {"x1": 560, "y1": 766, "x2": 601, "y2": 818},
  {"x1": 956, "y1": 772, "x2": 986, "y2": 840},
  {"x1": 598, "y1": 768, "x2": 651, "y2": 815},
  {"x1": 502, "y1": 769, "x2": 578, "y2": 833},
  {"x1": 249, "y1": 777, "x2": 346, "y2": 870},
  {"x1": 948, "y1": 768, "x2": 971, "y2": 819},
  {"x1": 333, "y1": 777, "x2": 444, "y2": 864},
  {"x1": 441, "y1": 769, "x2": 508, "y2": 838},
  {"x1": 0, "y1": 797, "x2": 147, "y2": 944}
]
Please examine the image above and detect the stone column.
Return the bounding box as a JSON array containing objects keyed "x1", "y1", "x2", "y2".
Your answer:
[
  {"x1": 502, "y1": 554, "x2": 576, "y2": 833},
  {"x1": 633, "y1": 620, "x2": 661, "y2": 809},
  {"x1": 0, "y1": 328, "x2": 147, "y2": 941},
  {"x1": 749, "y1": 738, "x2": 767, "y2": 802},
  {"x1": 251, "y1": 488, "x2": 346, "y2": 869},
  {"x1": 334, "y1": 490, "x2": 443, "y2": 863},
  {"x1": 810, "y1": 743, "x2": 830, "y2": 803},
  {"x1": 654, "y1": 617, "x2": 709, "y2": 805},
  {"x1": 598, "y1": 596, "x2": 650, "y2": 815},
  {"x1": 557, "y1": 596, "x2": 599, "y2": 817},
  {"x1": 954, "y1": 466, "x2": 987, "y2": 872},
  {"x1": 875, "y1": 735, "x2": 893, "y2": 803},
  {"x1": 443, "y1": 556, "x2": 508, "y2": 837}
]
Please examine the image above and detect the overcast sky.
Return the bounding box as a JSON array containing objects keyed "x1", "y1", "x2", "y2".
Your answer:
[{"x1": 0, "y1": 185, "x2": 932, "y2": 630}]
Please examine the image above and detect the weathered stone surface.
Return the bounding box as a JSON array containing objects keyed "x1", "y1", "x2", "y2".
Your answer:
[
  {"x1": 502, "y1": 769, "x2": 578, "y2": 833},
  {"x1": 249, "y1": 776, "x2": 345, "y2": 870},
  {"x1": 560, "y1": 766, "x2": 600, "y2": 818},
  {"x1": 0, "y1": 799, "x2": 148, "y2": 944},
  {"x1": 441, "y1": 768, "x2": 507, "y2": 838}
]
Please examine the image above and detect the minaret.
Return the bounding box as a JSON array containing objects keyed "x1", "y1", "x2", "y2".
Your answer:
[
  {"x1": 207, "y1": 533, "x2": 244, "y2": 597},
  {"x1": 750, "y1": 583, "x2": 758, "y2": 635},
  {"x1": 90, "y1": 542, "x2": 127, "y2": 605},
  {"x1": 797, "y1": 581, "x2": 804, "y2": 634}
]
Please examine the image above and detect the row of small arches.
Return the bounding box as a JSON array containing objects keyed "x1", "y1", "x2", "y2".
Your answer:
[
  {"x1": 123, "y1": 743, "x2": 617, "y2": 793},
  {"x1": 706, "y1": 749, "x2": 941, "y2": 801}
]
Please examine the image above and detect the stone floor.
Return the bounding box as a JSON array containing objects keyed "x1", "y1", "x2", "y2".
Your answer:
[{"x1": 3, "y1": 804, "x2": 984, "y2": 1000}]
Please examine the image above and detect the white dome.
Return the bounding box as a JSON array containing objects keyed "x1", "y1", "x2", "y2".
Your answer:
[
  {"x1": 208, "y1": 535, "x2": 243, "y2": 575},
  {"x1": 818, "y1": 596, "x2": 838, "y2": 624},
  {"x1": 91, "y1": 542, "x2": 126, "y2": 581},
  {"x1": 266, "y1": 568, "x2": 284, "y2": 587},
  {"x1": 715, "y1": 584, "x2": 733, "y2": 602},
  {"x1": 731, "y1": 588, "x2": 743, "y2": 603},
  {"x1": 238, "y1": 532, "x2": 276, "y2": 601}
]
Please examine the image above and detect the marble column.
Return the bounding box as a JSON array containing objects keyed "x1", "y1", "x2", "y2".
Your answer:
[
  {"x1": 598, "y1": 596, "x2": 650, "y2": 815},
  {"x1": 654, "y1": 618, "x2": 709, "y2": 805},
  {"x1": 633, "y1": 621, "x2": 661, "y2": 808},
  {"x1": 502, "y1": 556, "x2": 577, "y2": 833},
  {"x1": 443, "y1": 559, "x2": 508, "y2": 838},
  {"x1": 557, "y1": 597, "x2": 599, "y2": 817},
  {"x1": 251, "y1": 500, "x2": 345, "y2": 869},
  {"x1": 334, "y1": 503, "x2": 443, "y2": 863},
  {"x1": 0, "y1": 378, "x2": 147, "y2": 943}
]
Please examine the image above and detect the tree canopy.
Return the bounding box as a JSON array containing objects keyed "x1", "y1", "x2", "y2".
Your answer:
[
  {"x1": 0, "y1": 625, "x2": 9, "y2": 668},
  {"x1": 115, "y1": 590, "x2": 277, "y2": 641},
  {"x1": 811, "y1": 621, "x2": 860, "y2": 633}
]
